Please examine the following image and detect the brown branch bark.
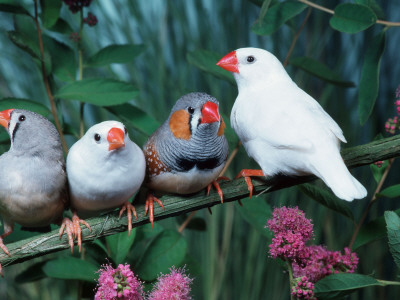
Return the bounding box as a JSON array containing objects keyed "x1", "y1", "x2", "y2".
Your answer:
[{"x1": 1, "y1": 134, "x2": 400, "y2": 268}]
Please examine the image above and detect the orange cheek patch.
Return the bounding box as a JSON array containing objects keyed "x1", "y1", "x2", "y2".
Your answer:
[
  {"x1": 217, "y1": 117, "x2": 226, "y2": 136},
  {"x1": 169, "y1": 110, "x2": 191, "y2": 140}
]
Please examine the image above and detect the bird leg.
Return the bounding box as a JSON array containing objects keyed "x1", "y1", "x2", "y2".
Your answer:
[
  {"x1": 144, "y1": 192, "x2": 165, "y2": 228},
  {"x1": 206, "y1": 176, "x2": 230, "y2": 203},
  {"x1": 0, "y1": 223, "x2": 13, "y2": 277},
  {"x1": 59, "y1": 212, "x2": 91, "y2": 253},
  {"x1": 119, "y1": 201, "x2": 137, "y2": 237},
  {"x1": 235, "y1": 169, "x2": 265, "y2": 199}
]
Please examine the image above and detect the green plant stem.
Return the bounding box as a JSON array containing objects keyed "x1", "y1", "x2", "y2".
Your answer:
[
  {"x1": 287, "y1": 260, "x2": 295, "y2": 300},
  {"x1": 79, "y1": 9, "x2": 85, "y2": 137},
  {"x1": 348, "y1": 158, "x2": 395, "y2": 249},
  {"x1": 283, "y1": 7, "x2": 312, "y2": 67},
  {"x1": 1, "y1": 134, "x2": 400, "y2": 268},
  {"x1": 33, "y1": 0, "x2": 68, "y2": 153},
  {"x1": 377, "y1": 280, "x2": 400, "y2": 286},
  {"x1": 297, "y1": 0, "x2": 400, "y2": 27}
]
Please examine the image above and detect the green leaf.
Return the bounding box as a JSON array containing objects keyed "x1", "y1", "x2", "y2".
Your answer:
[
  {"x1": 55, "y1": 78, "x2": 139, "y2": 106},
  {"x1": 298, "y1": 184, "x2": 354, "y2": 220},
  {"x1": 289, "y1": 57, "x2": 355, "y2": 87},
  {"x1": 7, "y1": 30, "x2": 52, "y2": 74},
  {"x1": 43, "y1": 35, "x2": 76, "y2": 82},
  {"x1": 87, "y1": 44, "x2": 145, "y2": 67},
  {"x1": 136, "y1": 230, "x2": 187, "y2": 281},
  {"x1": 105, "y1": 103, "x2": 160, "y2": 136},
  {"x1": 358, "y1": 31, "x2": 386, "y2": 125},
  {"x1": 0, "y1": 0, "x2": 30, "y2": 15},
  {"x1": 355, "y1": 0, "x2": 385, "y2": 20},
  {"x1": 385, "y1": 211, "x2": 400, "y2": 269},
  {"x1": 0, "y1": 98, "x2": 51, "y2": 116},
  {"x1": 329, "y1": 3, "x2": 377, "y2": 34},
  {"x1": 40, "y1": 0, "x2": 61, "y2": 28},
  {"x1": 186, "y1": 49, "x2": 235, "y2": 84},
  {"x1": 47, "y1": 18, "x2": 74, "y2": 34},
  {"x1": 353, "y1": 209, "x2": 400, "y2": 249},
  {"x1": 251, "y1": 1, "x2": 307, "y2": 35},
  {"x1": 314, "y1": 273, "x2": 382, "y2": 299},
  {"x1": 15, "y1": 261, "x2": 47, "y2": 283},
  {"x1": 42, "y1": 257, "x2": 98, "y2": 282},
  {"x1": 377, "y1": 184, "x2": 400, "y2": 198},
  {"x1": 106, "y1": 229, "x2": 136, "y2": 265},
  {"x1": 236, "y1": 197, "x2": 272, "y2": 238}
]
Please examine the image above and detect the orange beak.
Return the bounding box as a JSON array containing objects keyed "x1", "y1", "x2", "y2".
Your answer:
[
  {"x1": 107, "y1": 127, "x2": 125, "y2": 151},
  {"x1": 0, "y1": 109, "x2": 14, "y2": 129},
  {"x1": 216, "y1": 51, "x2": 239, "y2": 73},
  {"x1": 201, "y1": 101, "x2": 220, "y2": 124}
]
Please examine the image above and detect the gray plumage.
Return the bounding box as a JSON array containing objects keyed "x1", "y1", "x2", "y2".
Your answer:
[
  {"x1": 0, "y1": 109, "x2": 67, "y2": 229},
  {"x1": 144, "y1": 92, "x2": 229, "y2": 194}
]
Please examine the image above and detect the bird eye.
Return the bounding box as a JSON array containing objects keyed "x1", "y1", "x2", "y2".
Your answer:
[
  {"x1": 94, "y1": 133, "x2": 101, "y2": 142},
  {"x1": 124, "y1": 126, "x2": 127, "y2": 134},
  {"x1": 18, "y1": 115, "x2": 26, "y2": 122},
  {"x1": 187, "y1": 107, "x2": 195, "y2": 114},
  {"x1": 247, "y1": 56, "x2": 255, "y2": 63}
]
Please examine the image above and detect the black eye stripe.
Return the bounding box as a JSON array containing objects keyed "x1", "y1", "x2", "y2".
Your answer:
[{"x1": 11, "y1": 122, "x2": 20, "y2": 142}]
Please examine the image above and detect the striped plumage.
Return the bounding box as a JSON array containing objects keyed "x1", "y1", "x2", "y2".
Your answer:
[{"x1": 143, "y1": 92, "x2": 229, "y2": 226}]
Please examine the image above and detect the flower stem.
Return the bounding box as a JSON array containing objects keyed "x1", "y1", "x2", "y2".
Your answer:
[
  {"x1": 348, "y1": 158, "x2": 395, "y2": 249},
  {"x1": 287, "y1": 260, "x2": 295, "y2": 300},
  {"x1": 33, "y1": 0, "x2": 68, "y2": 153}
]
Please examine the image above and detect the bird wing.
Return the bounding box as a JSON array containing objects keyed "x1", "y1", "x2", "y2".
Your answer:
[{"x1": 233, "y1": 82, "x2": 346, "y2": 151}]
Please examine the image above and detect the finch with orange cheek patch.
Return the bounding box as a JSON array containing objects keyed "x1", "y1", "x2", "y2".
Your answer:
[
  {"x1": 60, "y1": 121, "x2": 145, "y2": 252},
  {"x1": 143, "y1": 93, "x2": 229, "y2": 227}
]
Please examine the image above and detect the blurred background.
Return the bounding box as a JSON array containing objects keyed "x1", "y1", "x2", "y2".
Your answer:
[{"x1": 0, "y1": 0, "x2": 400, "y2": 299}]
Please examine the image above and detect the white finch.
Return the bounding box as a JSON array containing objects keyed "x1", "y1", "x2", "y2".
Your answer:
[
  {"x1": 217, "y1": 47, "x2": 367, "y2": 201},
  {"x1": 60, "y1": 121, "x2": 146, "y2": 251}
]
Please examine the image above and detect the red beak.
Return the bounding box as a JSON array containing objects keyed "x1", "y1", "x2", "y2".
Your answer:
[
  {"x1": 0, "y1": 109, "x2": 14, "y2": 129},
  {"x1": 107, "y1": 127, "x2": 125, "y2": 151},
  {"x1": 216, "y1": 51, "x2": 239, "y2": 73},
  {"x1": 201, "y1": 101, "x2": 220, "y2": 124}
]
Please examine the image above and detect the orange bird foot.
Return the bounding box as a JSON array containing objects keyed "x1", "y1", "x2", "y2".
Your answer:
[
  {"x1": 0, "y1": 225, "x2": 13, "y2": 277},
  {"x1": 0, "y1": 238, "x2": 11, "y2": 277},
  {"x1": 144, "y1": 192, "x2": 165, "y2": 228},
  {"x1": 207, "y1": 176, "x2": 230, "y2": 203},
  {"x1": 119, "y1": 201, "x2": 138, "y2": 237},
  {"x1": 235, "y1": 169, "x2": 265, "y2": 199},
  {"x1": 59, "y1": 212, "x2": 92, "y2": 253}
]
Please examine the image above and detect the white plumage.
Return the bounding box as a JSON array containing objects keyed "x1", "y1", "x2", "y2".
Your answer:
[
  {"x1": 67, "y1": 121, "x2": 146, "y2": 216},
  {"x1": 218, "y1": 47, "x2": 367, "y2": 201}
]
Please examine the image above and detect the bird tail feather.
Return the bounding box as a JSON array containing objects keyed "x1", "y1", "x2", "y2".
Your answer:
[{"x1": 313, "y1": 157, "x2": 367, "y2": 202}]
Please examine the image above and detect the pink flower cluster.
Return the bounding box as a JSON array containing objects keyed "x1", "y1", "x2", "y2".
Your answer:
[
  {"x1": 148, "y1": 267, "x2": 193, "y2": 300},
  {"x1": 84, "y1": 12, "x2": 98, "y2": 27},
  {"x1": 267, "y1": 207, "x2": 359, "y2": 299},
  {"x1": 267, "y1": 206, "x2": 313, "y2": 267},
  {"x1": 62, "y1": 0, "x2": 93, "y2": 13},
  {"x1": 374, "y1": 160, "x2": 384, "y2": 168},
  {"x1": 95, "y1": 264, "x2": 144, "y2": 300},
  {"x1": 384, "y1": 84, "x2": 400, "y2": 135},
  {"x1": 292, "y1": 246, "x2": 358, "y2": 283},
  {"x1": 95, "y1": 264, "x2": 192, "y2": 300},
  {"x1": 291, "y1": 276, "x2": 316, "y2": 300}
]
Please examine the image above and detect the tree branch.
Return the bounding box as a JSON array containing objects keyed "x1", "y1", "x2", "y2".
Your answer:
[{"x1": 1, "y1": 134, "x2": 400, "y2": 268}]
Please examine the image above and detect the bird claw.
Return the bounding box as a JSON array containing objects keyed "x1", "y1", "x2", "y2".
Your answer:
[
  {"x1": 0, "y1": 237, "x2": 11, "y2": 278},
  {"x1": 206, "y1": 176, "x2": 230, "y2": 203},
  {"x1": 144, "y1": 193, "x2": 165, "y2": 228},
  {"x1": 235, "y1": 169, "x2": 264, "y2": 199},
  {"x1": 119, "y1": 201, "x2": 138, "y2": 237},
  {"x1": 59, "y1": 212, "x2": 91, "y2": 253}
]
